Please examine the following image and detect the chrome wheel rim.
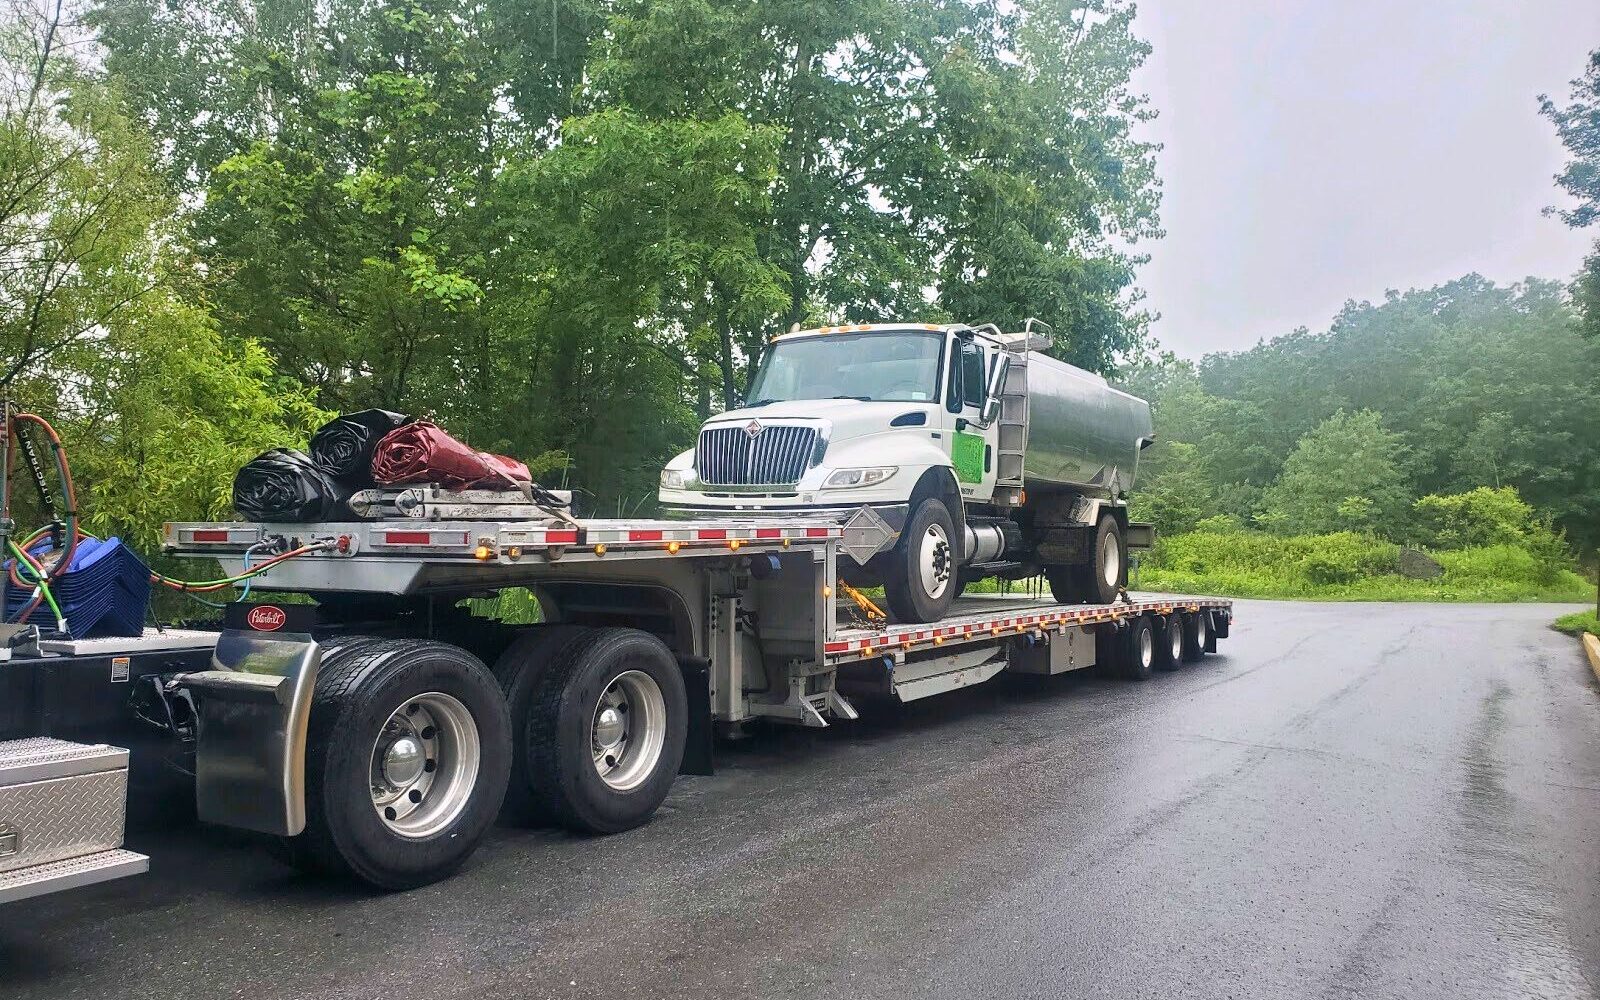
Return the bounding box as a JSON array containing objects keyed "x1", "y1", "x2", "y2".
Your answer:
[
  {"x1": 1170, "y1": 620, "x2": 1184, "y2": 659},
  {"x1": 592, "y1": 669, "x2": 668, "y2": 791},
  {"x1": 370, "y1": 692, "x2": 481, "y2": 838},
  {"x1": 1138, "y1": 627, "x2": 1153, "y2": 667},
  {"x1": 918, "y1": 522, "x2": 953, "y2": 601},
  {"x1": 1101, "y1": 534, "x2": 1121, "y2": 589}
]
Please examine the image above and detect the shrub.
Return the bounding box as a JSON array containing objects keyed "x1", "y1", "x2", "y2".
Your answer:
[
  {"x1": 1194, "y1": 513, "x2": 1244, "y2": 534},
  {"x1": 1138, "y1": 528, "x2": 1592, "y2": 602},
  {"x1": 1413, "y1": 486, "x2": 1536, "y2": 548},
  {"x1": 1554, "y1": 611, "x2": 1600, "y2": 638}
]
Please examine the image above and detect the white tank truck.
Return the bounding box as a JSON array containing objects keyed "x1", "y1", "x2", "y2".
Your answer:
[{"x1": 659, "y1": 321, "x2": 1156, "y2": 622}]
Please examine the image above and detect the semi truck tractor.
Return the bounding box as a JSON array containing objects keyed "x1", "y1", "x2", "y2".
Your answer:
[{"x1": 659, "y1": 322, "x2": 1156, "y2": 622}]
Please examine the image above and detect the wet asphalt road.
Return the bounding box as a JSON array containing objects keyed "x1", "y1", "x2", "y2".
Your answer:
[{"x1": 4, "y1": 600, "x2": 1600, "y2": 999}]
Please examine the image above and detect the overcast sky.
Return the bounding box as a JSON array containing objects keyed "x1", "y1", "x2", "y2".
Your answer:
[{"x1": 1130, "y1": 0, "x2": 1600, "y2": 359}]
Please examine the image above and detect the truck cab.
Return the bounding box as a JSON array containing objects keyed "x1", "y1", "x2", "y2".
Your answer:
[{"x1": 660, "y1": 323, "x2": 1008, "y2": 515}]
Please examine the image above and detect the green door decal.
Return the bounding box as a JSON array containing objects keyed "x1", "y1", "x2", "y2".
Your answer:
[{"x1": 951, "y1": 431, "x2": 985, "y2": 484}]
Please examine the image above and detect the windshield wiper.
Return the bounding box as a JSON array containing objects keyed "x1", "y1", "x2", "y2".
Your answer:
[
  {"x1": 829, "y1": 395, "x2": 873, "y2": 401},
  {"x1": 744, "y1": 398, "x2": 780, "y2": 408}
]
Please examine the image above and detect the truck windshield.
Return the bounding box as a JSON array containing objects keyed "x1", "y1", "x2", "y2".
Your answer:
[{"x1": 746, "y1": 332, "x2": 943, "y2": 405}]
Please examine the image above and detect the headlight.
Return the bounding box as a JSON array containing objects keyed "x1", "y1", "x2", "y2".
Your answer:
[
  {"x1": 660, "y1": 468, "x2": 694, "y2": 490},
  {"x1": 823, "y1": 466, "x2": 897, "y2": 489}
]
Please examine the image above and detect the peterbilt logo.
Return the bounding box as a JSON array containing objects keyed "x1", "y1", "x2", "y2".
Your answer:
[
  {"x1": 245, "y1": 605, "x2": 288, "y2": 631},
  {"x1": 744, "y1": 419, "x2": 764, "y2": 439}
]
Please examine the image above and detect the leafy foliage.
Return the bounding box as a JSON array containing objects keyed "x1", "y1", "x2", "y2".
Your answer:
[
  {"x1": 1553, "y1": 610, "x2": 1600, "y2": 638},
  {"x1": 1124, "y1": 276, "x2": 1600, "y2": 554},
  {"x1": 1140, "y1": 530, "x2": 1592, "y2": 604},
  {"x1": 83, "y1": 0, "x2": 1163, "y2": 511},
  {"x1": 1541, "y1": 48, "x2": 1600, "y2": 339},
  {"x1": 1, "y1": 1, "x2": 325, "y2": 549},
  {"x1": 1258, "y1": 410, "x2": 1409, "y2": 536}
]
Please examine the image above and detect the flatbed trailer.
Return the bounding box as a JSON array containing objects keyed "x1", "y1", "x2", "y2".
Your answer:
[{"x1": 1, "y1": 512, "x2": 1231, "y2": 896}]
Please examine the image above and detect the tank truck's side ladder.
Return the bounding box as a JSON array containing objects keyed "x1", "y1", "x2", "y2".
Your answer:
[{"x1": 993, "y1": 340, "x2": 1036, "y2": 506}]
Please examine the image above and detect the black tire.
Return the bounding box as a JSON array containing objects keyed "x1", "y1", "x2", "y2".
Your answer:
[
  {"x1": 1100, "y1": 615, "x2": 1153, "y2": 682},
  {"x1": 1044, "y1": 514, "x2": 1125, "y2": 605},
  {"x1": 491, "y1": 624, "x2": 593, "y2": 826},
  {"x1": 283, "y1": 636, "x2": 512, "y2": 890},
  {"x1": 1044, "y1": 563, "x2": 1089, "y2": 605},
  {"x1": 883, "y1": 496, "x2": 959, "y2": 623},
  {"x1": 1153, "y1": 614, "x2": 1185, "y2": 671},
  {"x1": 522, "y1": 628, "x2": 687, "y2": 834},
  {"x1": 1183, "y1": 611, "x2": 1209, "y2": 662}
]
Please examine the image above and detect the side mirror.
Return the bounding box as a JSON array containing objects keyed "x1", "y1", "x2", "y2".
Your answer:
[{"x1": 978, "y1": 355, "x2": 1010, "y2": 426}]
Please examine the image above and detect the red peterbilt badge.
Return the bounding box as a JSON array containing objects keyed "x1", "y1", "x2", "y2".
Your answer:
[{"x1": 246, "y1": 605, "x2": 288, "y2": 631}]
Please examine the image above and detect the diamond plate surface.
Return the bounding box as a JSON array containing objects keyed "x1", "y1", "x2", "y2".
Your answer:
[
  {"x1": 0, "y1": 849, "x2": 147, "y2": 904},
  {"x1": 0, "y1": 737, "x2": 114, "y2": 769},
  {"x1": 0, "y1": 770, "x2": 128, "y2": 874}
]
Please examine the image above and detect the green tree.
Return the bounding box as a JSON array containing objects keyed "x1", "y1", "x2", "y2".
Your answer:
[
  {"x1": 587, "y1": 0, "x2": 1162, "y2": 399},
  {"x1": 1, "y1": 0, "x2": 324, "y2": 545},
  {"x1": 1540, "y1": 48, "x2": 1600, "y2": 339},
  {"x1": 1258, "y1": 410, "x2": 1411, "y2": 536}
]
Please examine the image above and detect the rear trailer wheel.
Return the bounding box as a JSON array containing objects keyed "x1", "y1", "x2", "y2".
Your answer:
[
  {"x1": 1154, "y1": 615, "x2": 1185, "y2": 671},
  {"x1": 285, "y1": 638, "x2": 512, "y2": 890},
  {"x1": 883, "y1": 497, "x2": 958, "y2": 623},
  {"x1": 1183, "y1": 611, "x2": 1210, "y2": 662},
  {"x1": 522, "y1": 628, "x2": 687, "y2": 834},
  {"x1": 492, "y1": 625, "x2": 592, "y2": 825},
  {"x1": 1101, "y1": 615, "x2": 1154, "y2": 682}
]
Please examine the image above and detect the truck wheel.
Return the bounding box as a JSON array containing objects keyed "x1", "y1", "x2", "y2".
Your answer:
[
  {"x1": 884, "y1": 497, "x2": 958, "y2": 623},
  {"x1": 1153, "y1": 614, "x2": 1185, "y2": 671},
  {"x1": 492, "y1": 625, "x2": 592, "y2": 825},
  {"x1": 286, "y1": 638, "x2": 512, "y2": 890},
  {"x1": 1183, "y1": 611, "x2": 1209, "y2": 662},
  {"x1": 523, "y1": 628, "x2": 687, "y2": 834},
  {"x1": 1044, "y1": 515, "x2": 1125, "y2": 605},
  {"x1": 1120, "y1": 615, "x2": 1155, "y2": 681}
]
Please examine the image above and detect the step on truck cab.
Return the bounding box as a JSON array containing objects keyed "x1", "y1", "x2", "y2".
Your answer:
[{"x1": 659, "y1": 321, "x2": 1156, "y2": 623}]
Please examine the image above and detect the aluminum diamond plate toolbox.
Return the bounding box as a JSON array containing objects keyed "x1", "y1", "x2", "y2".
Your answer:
[{"x1": 0, "y1": 739, "x2": 131, "y2": 875}]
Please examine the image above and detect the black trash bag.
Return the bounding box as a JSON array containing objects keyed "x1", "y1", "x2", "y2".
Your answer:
[
  {"x1": 310, "y1": 408, "x2": 412, "y2": 483},
  {"x1": 232, "y1": 448, "x2": 347, "y2": 522}
]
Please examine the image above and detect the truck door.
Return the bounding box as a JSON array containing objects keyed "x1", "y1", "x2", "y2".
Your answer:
[{"x1": 946, "y1": 335, "x2": 999, "y2": 502}]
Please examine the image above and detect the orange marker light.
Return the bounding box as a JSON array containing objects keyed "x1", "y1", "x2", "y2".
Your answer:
[
  {"x1": 667, "y1": 541, "x2": 681, "y2": 554},
  {"x1": 728, "y1": 539, "x2": 743, "y2": 551},
  {"x1": 594, "y1": 543, "x2": 607, "y2": 556},
  {"x1": 474, "y1": 545, "x2": 493, "y2": 561}
]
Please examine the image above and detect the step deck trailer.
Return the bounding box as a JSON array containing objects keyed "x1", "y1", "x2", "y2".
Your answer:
[{"x1": 2, "y1": 513, "x2": 1232, "y2": 896}]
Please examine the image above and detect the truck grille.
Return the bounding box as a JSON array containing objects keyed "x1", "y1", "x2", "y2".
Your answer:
[{"x1": 696, "y1": 424, "x2": 819, "y2": 486}]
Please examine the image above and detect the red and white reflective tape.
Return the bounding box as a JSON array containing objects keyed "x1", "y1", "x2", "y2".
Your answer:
[
  {"x1": 167, "y1": 525, "x2": 264, "y2": 547},
  {"x1": 370, "y1": 529, "x2": 473, "y2": 550}
]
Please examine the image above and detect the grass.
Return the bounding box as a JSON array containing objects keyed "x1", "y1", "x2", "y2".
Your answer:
[
  {"x1": 1132, "y1": 530, "x2": 1595, "y2": 604},
  {"x1": 1553, "y1": 610, "x2": 1600, "y2": 638}
]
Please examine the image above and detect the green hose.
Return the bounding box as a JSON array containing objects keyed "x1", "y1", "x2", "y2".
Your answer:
[{"x1": 8, "y1": 539, "x2": 66, "y2": 632}]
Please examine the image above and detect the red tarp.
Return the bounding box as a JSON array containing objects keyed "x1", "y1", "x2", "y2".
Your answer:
[{"x1": 370, "y1": 421, "x2": 531, "y2": 489}]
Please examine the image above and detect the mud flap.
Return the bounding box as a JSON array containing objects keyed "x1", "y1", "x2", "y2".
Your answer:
[{"x1": 678, "y1": 657, "x2": 714, "y2": 776}]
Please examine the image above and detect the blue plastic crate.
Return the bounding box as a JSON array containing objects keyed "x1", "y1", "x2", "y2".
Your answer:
[{"x1": 3, "y1": 537, "x2": 151, "y2": 637}]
